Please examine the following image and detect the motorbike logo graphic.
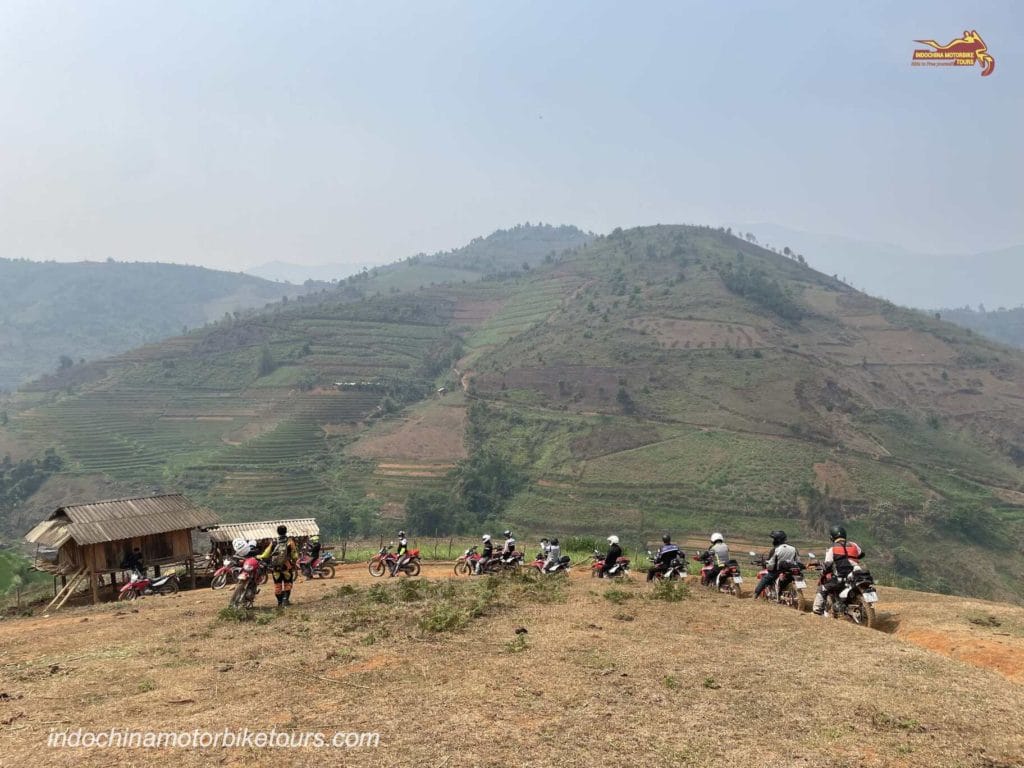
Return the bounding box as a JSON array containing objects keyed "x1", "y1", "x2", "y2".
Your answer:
[{"x1": 912, "y1": 30, "x2": 995, "y2": 77}]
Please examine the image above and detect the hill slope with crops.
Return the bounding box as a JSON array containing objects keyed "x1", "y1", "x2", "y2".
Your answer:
[{"x1": 2, "y1": 224, "x2": 1023, "y2": 603}]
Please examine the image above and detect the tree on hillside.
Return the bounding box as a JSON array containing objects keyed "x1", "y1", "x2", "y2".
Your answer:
[
  {"x1": 257, "y1": 345, "x2": 276, "y2": 377},
  {"x1": 58, "y1": 355, "x2": 73, "y2": 370},
  {"x1": 405, "y1": 490, "x2": 461, "y2": 535}
]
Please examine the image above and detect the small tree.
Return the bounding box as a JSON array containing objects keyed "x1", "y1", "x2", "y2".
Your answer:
[
  {"x1": 257, "y1": 345, "x2": 276, "y2": 377},
  {"x1": 58, "y1": 355, "x2": 73, "y2": 370}
]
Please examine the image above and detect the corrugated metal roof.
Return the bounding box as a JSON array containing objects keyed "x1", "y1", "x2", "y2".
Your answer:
[
  {"x1": 204, "y1": 518, "x2": 320, "y2": 542},
  {"x1": 25, "y1": 519, "x2": 72, "y2": 548},
  {"x1": 26, "y1": 494, "x2": 219, "y2": 546}
]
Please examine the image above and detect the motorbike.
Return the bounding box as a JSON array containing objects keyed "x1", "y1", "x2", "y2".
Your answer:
[
  {"x1": 814, "y1": 557, "x2": 879, "y2": 628},
  {"x1": 646, "y1": 550, "x2": 687, "y2": 581},
  {"x1": 118, "y1": 570, "x2": 180, "y2": 601},
  {"x1": 210, "y1": 556, "x2": 241, "y2": 590},
  {"x1": 228, "y1": 555, "x2": 267, "y2": 609},
  {"x1": 591, "y1": 550, "x2": 632, "y2": 578},
  {"x1": 368, "y1": 546, "x2": 422, "y2": 577},
  {"x1": 526, "y1": 553, "x2": 572, "y2": 577},
  {"x1": 750, "y1": 552, "x2": 808, "y2": 610},
  {"x1": 454, "y1": 545, "x2": 482, "y2": 576},
  {"x1": 299, "y1": 550, "x2": 336, "y2": 579},
  {"x1": 696, "y1": 551, "x2": 743, "y2": 596}
]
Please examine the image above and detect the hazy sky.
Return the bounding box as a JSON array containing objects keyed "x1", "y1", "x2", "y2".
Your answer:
[{"x1": 1, "y1": 1, "x2": 1021, "y2": 271}]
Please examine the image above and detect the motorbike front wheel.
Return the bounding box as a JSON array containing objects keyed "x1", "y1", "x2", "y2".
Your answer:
[
  {"x1": 118, "y1": 588, "x2": 138, "y2": 602},
  {"x1": 729, "y1": 578, "x2": 743, "y2": 598},
  {"x1": 368, "y1": 559, "x2": 386, "y2": 577},
  {"x1": 211, "y1": 572, "x2": 228, "y2": 590},
  {"x1": 454, "y1": 561, "x2": 470, "y2": 576},
  {"x1": 229, "y1": 581, "x2": 249, "y2": 609}
]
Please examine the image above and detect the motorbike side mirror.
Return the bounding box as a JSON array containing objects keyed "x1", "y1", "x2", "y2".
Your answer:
[{"x1": 807, "y1": 552, "x2": 816, "y2": 558}]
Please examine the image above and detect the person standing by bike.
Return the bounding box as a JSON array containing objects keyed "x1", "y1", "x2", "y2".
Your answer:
[
  {"x1": 260, "y1": 525, "x2": 299, "y2": 607},
  {"x1": 302, "y1": 533, "x2": 322, "y2": 580}
]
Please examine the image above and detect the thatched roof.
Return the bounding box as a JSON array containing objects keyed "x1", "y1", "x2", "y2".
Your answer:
[
  {"x1": 25, "y1": 494, "x2": 219, "y2": 547},
  {"x1": 203, "y1": 518, "x2": 320, "y2": 543}
]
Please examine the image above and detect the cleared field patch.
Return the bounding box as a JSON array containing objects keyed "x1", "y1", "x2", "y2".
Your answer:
[
  {"x1": 347, "y1": 401, "x2": 468, "y2": 462},
  {"x1": 624, "y1": 316, "x2": 774, "y2": 350}
]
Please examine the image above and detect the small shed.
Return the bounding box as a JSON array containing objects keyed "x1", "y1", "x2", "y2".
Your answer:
[
  {"x1": 24, "y1": 494, "x2": 219, "y2": 607},
  {"x1": 202, "y1": 518, "x2": 320, "y2": 558}
]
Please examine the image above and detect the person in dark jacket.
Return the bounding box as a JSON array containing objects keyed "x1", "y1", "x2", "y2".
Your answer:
[
  {"x1": 600, "y1": 535, "x2": 623, "y2": 577},
  {"x1": 647, "y1": 534, "x2": 681, "y2": 581},
  {"x1": 754, "y1": 530, "x2": 799, "y2": 599}
]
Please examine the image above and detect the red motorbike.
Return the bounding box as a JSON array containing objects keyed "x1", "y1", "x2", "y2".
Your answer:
[
  {"x1": 591, "y1": 550, "x2": 631, "y2": 578},
  {"x1": 526, "y1": 553, "x2": 571, "y2": 577},
  {"x1": 368, "y1": 546, "x2": 422, "y2": 577},
  {"x1": 299, "y1": 550, "x2": 336, "y2": 579},
  {"x1": 454, "y1": 545, "x2": 482, "y2": 576},
  {"x1": 228, "y1": 555, "x2": 267, "y2": 609},
  {"x1": 210, "y1": 556, "x2": 241, "y2": 590},
  {"x1": 750, "y1": 552, "x2": 808, "y2": 610},
  {"x1": 118, "y1": 571, "x2": 179, "y2": 601},
  {"x1": 696, "y1": 551, "x2": 743, "y2": 597}
]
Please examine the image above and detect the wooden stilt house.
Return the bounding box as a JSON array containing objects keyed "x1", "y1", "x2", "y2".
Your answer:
[{"x1": 24, "y1": 494, "x2": 219, "y2": 609}]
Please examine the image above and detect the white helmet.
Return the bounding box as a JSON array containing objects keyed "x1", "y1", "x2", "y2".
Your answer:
[
  {"x1": 607, "y1": 535, "x2": 619, "y2": 545},
  {"x1": 232, "y1": 538, "x2": 249, "y2": 556},
  {"x1": 710, "y1": 532, "x2": 724, "y2": 544},
  {"x1": 482, "y1": 534, "x2": 491, "y2": 542}
]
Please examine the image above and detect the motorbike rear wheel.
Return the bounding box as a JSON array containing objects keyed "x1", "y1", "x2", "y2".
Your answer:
[
  {"x1": 368, "y1": 559, "x2": 386, "y2": 577},
  {"x1": 454, "y1": 561, "x2": 470, "y2": 576},
  {"x1": 405, "y1": 560, "x2": 421, "y2": 577},
  {"x1": 318, "y1": 565, "x2": 336, "y2": 579},
  {"x1": 159, "y1": 579, "x2": 179, "y2": 595},
  {"x1": 848, "y1": 594, "x2": 876, "y2": 628},
  {"x1": 781, "y1": 587, "x2": 806, "y2": 611},
  {"x1": 211, "y1": 572, "x2": 228, "y2": 590}
]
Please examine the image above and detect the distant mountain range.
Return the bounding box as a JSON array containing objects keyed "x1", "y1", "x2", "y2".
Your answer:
[
  {"x1": 736, "y1": 223, "x2": 1024, "y2": 310},
  {"x1": 0, "y1": 259, "x2": 306, "y2": 391}
]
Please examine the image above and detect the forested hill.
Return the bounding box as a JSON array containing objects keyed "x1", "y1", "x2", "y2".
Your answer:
[{"x1": 0, "y1": 259, "x2": 307, "y2": 390}]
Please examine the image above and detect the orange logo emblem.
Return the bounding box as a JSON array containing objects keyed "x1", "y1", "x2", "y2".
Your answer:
[{"x1": 912, "y1": 31, "x2": 995, "y2": 76}]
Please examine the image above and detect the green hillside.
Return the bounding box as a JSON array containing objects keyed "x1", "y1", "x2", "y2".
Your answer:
[
  {"x1": 2, "y1": 224, "x2": 1023, "y2": 604},
  {"x1": 0, "y1": 259, "x2": 312, "y2": 390}
]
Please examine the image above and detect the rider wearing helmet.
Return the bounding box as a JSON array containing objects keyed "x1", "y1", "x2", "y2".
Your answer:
[
  {"x1": 544, "y1": 538, "x2": 562, "y2": 573},
  {"x1": 753, "y1": 530, "x2": 799, "y2": 599},
  {"x1": 501, "y1": 530, "x2": 517, "y2": 561},
  {"x1": 647, "y1": 534, "x2": 681, "y2": 582},
  {"x1": 302, "y1": 533, "x2": 322, "y2": 580},
  {"x1": 475, "y1": 534, "x2": 494, "y2": 575},
  {"x1": 812, "y1": 525, "x2": 865, "y2": 615},
  {"x1": 258, "y1": 524, "x2": 299, "y2": 607},
  {"x1": 701, "y1": 532, "x2": 730, "y2": 587},
  {"x1": 600, "y1": 535, "x2": 623, "y2": 578},
  {"x1": 390, "y1": 530, "x2": 410, "y2": 576}
]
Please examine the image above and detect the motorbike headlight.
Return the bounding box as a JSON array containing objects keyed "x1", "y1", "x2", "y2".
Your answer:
[{"x1": 243, "y1": 563, "x2": 254, "y2": 572}]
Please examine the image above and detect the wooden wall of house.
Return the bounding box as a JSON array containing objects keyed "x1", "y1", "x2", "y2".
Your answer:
[{"x1": 78, "y1": 529, "x2": 195, "y2": 572}]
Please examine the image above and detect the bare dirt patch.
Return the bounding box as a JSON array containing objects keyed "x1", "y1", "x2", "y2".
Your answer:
[
  {"x1": 347, "y1": 402, "x2": 467, "y2": 462},
  {"x1": 813, "y1": 461, "x2": 853, "y2": 496}
]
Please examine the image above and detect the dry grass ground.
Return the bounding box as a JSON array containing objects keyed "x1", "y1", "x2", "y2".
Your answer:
[{"x1": 0, "y1": 566, "x2": 1022, "y2": 768}]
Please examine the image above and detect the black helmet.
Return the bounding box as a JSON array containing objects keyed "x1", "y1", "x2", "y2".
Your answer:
[
  {"x1": 551, "y1": 538, "x2": 559, "y2": 546},
  {"x1": 828, "y1": 524, "x2": 847, "y2": 541},
  {"x1": 662, "y1": 534, "x2": 671, "y2": 544},
  {"x1": 276, "y1": 524, "x2": 287, "y2": 536},
  {"x1": 770, "y1": 530, "x2": 787, "y2": 545}
]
